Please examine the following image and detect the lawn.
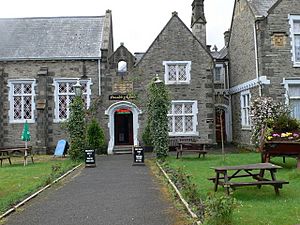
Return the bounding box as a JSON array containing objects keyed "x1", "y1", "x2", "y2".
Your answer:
[
  {"x1": 0, "y1": 156, "x2": 79, "y2": 214},
  {"x1": 165, "y1": 152, "x2": 300, "y2": 225}
]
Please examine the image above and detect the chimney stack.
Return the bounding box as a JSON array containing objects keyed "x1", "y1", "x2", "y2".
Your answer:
[
  {"x1": 191, "y1": 0, "x2": 207, "y2": 45},
  {"x1": 224, "y1": 30, "x2": 230, "y2": 46}
]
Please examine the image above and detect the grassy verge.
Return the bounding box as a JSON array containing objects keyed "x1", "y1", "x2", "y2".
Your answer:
[
  {"x1": 165, "y1": 152, "x2": 300, "y2": 225},
  {"x1": 0, "y1": 155, "x2": 80, "y2": 214}
]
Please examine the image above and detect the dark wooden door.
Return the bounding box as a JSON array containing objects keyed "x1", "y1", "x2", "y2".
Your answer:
[
  {"x1": 114, "y1": 110, "x2": 133, "y2": 145},
  {"x1": 215, "y1": 109, "x2": 226, "y2": 143}
]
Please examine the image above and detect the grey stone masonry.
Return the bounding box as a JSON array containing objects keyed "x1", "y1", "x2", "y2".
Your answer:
[{"x1": 0, "y1": 69, "x2": 3, "y2": 147}]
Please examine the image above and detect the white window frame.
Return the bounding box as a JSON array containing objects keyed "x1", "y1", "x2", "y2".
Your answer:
[
  {"x1": 8, "y1": 79, "x2": 36, "y2": 124},
  {"x1": 240, "y1": 90, "x2": 251, "y2": 129},
  {"x1": 53, "y1": 78, "x2": 92, "y2": 122},
  {"x1": 289, "y1": 15, "x2": 300, "y2": 67},
  {"x1": 168, "y1": 100, "x2": 198, "y2": 136},
  {"x1": 283, "y1": 78, "x2": 300, "y2": 119},
  {"x1": 214, "y1": 64, "x2": 224, "y2": 83},
  {"x1": 163, "y1": 61, "x2": 191, "y2": 85}
]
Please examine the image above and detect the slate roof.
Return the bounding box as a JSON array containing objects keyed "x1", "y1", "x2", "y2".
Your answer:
[
  {"x1": 247, "y1": 0, "x2": 278, "y2": 17},
  {"x1": 211, "y1": 47, "x2": 228, "y2": 60},
  {"x1": 0, "y1": 16, "x2": 104, "y2": 60}
]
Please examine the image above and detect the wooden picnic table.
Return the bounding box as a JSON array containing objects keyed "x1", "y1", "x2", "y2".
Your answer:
[
  {"x1": 176, "y1": 140, "x2": 208, "y2": 159},
  {"x1": 0, "y1": 147, "x2": 34, "y2": 166},
  {"x1": 209, "y1": 163, "x2": 289, "y2": 195}
]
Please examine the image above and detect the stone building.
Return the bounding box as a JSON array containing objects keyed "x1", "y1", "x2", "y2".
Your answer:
[
  {"x1": 228, "y1": 0, "x2": 300, "y2": 146},
  {"x1": 0, "y1": 11, "x2": 114, "y2": 153},
  {"x1": 0, "y1": 0, "x2": 216, "y2": 154}
]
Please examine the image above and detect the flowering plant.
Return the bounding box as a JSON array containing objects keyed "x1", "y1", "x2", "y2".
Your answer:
[
  {"x1": 266, "y1": 132, "x2": 300, "y2": 142},
  {"x1": 250, "y1": 97, "x2": 290, "y2": 145}
]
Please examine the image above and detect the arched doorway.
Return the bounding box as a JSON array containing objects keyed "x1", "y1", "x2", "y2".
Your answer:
[
  {"x1": 114, "y1": 109, "x2": 133, "y2": 145},
  {"x1": 215, "y1": 105, "x2": 232, "y2": 143},
  {"x1": 105, "y1": 101, "x2": 142, "y2": 154}
]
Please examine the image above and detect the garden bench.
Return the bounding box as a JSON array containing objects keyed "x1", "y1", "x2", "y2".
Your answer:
[
  {"x1": 0, "y1": 151, "x2": 12, "y2": 167},
  {"x1": 176, "y1": 138, "x2": 209, "y2": 159},
  {"x1": 0, "y1": 146, "x2": 34, "y2": 166},
  {"x1": 209, "y1": 163, "x2": 289, "y2": 195}
]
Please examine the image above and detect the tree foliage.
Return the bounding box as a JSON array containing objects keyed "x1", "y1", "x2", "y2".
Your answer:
[
  {"x1": 147, "y1": 78, "x2": 170, "y2": 159},
  {"x1": 66, "y1": 96, "x2": 86, "y2": 160}
]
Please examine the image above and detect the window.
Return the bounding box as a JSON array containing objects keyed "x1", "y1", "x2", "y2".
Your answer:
[
  {"x1": 163, "y1": 61, "x2": 191, "y2": 84},
  {"x1": 240, "y1": 91, "x2": 251, "y2": 128},
  {"x1": 283, "y1": 79, "x2": 300, "y2": 120},
  {"x1": 168, "y1": 100, "x2": 198, "y2": 136},
  {"x1": 289, "y1": 15, "x2": 300, "y2": 67},
  {"x1": 54, "y1": 79, "x2": 92, "y2": 122},
  {"x1": 214, "y1": 65, "x2": 224, "y2": 82},
  {"x1": 118, "y1": 60, "x2": 127, "y2": 76},
  {"x1": 8, "y1": 80, "x2": 36, "y2": 123}
]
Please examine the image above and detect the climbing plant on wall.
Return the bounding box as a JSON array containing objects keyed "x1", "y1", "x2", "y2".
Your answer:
[
  {"x1": 147, "y1": 75, "x2": 171, "y2": 159},
  {"x1": 66, "y1": 96, "x2": 86, "y2": 160}
]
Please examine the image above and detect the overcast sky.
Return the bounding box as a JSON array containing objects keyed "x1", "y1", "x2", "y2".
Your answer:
[{"x1": 1, "y1": 0, "x2": 235, "y2": 53}]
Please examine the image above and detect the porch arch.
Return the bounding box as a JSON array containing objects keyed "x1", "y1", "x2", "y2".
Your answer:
[{"x1": 105, "y1": 101, "x2": 142, "y2": 154}]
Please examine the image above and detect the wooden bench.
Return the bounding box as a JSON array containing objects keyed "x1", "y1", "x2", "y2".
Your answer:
[
  {"x1": 0, "y1": 146, "x2": 34, "y2": 166},
  {"x1": 176, "y1": 139, "x2": 208, "y2": 159},
  {"x1": 0, "y1": 151, "x2": 12, "y2": 167},
  {"x1": 209, "y1": 163, "x2": 289, "y2": 195}
]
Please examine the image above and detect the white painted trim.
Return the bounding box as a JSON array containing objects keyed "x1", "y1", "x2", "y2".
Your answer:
[
  {"x1": 282, "y1": 77, "x2": 300, "y2": 105},
  {"x1": 229, "y1": 76, "x2": 270, "y2": 94},
  {"x1": 105, "y1": 101, "x2": 142, "y2": 154},
  {"x1": 7, "y1": 79, "x2": 36, "y2": 124},
  {"x1": 240, "y1": 90, "x2": 251, "y2": 128},
  {"x1": 163, "y1": 61, "x2": 191, "y2": 85},
  {"x1": 289, "y1": 15, "x2": 300, "y2": 67},
  {"x1": 168, "y1": 100, "x2": 199, "y2": 136},
  {"x1": 53, "y1": 78, "x2": 92, "y2": 123}
]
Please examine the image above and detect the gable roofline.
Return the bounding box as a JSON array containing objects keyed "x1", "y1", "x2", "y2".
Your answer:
[
  {"x1": 227, "y1": 0, "x2": 268, "y2": 48},
  {"x1": 267, "y1": 0, "x2": 283, "y2": 15},
  {"x1": 135, "y1": 11, "x2": 213, "y2": 67}
]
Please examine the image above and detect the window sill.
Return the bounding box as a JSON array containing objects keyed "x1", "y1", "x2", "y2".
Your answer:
[
  {"x1": 169, "y1": 132, "x2": 199, "y2": 136},
  {"x1": 9, "y1": 120, "x2": 35, "y2": 124},
  {"x1": 241, "y1": 126, "x2": 252, "y2": 131}
]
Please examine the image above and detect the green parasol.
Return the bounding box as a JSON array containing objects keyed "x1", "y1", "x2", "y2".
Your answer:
[
  {"x1": 21, "y1": 121, "x2": 31, "y2": 165},
  {"x1": 21, "y1": 120, "x2": 31, "y2": 142}
]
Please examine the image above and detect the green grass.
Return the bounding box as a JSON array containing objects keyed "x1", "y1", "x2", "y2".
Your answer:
[
  {"x1": 0, "y1": 156, "x2": 79, "y2": 214},
  {"x1": 166, "y1": 152, "x2": 300, "y2": 225}
]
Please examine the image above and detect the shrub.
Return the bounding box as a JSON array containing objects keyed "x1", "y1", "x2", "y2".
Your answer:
[
  {"x1": 142, "y1": 122, "x2": 153, "y2": 146},
  {"x1": 268, "y1": 114, "x2": 300, "y2": 133},
  {"x1": 203, "y1": 194, "x2": 238, "y2": 225},
  {"x1": 250, "y1": 97, "x2": 289, "y2": 145},
  {"x1": 86, "y1": 118, "x2": 106, "y2": 154}
]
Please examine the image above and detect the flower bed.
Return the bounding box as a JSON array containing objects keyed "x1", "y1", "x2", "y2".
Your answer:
[{"x1": 267, "y1": 132, "x2": 300, "y2": 142}]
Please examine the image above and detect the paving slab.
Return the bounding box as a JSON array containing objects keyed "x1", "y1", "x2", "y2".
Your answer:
[{"x1": 3, "y1": 154, "x2": 175, "y2": 225}]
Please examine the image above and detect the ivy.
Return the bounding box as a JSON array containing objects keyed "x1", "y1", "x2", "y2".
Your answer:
[
  {"x1": 146, "y1": 77, "x2": 171, "y2": 160},
  {"x1": 65, "y1": 96, "x2": 86, "y2": 161}
]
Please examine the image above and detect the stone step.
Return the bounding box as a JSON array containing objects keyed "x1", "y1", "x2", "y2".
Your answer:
[{"x1": 113, "y1": 145, "x2": 133, "y2": 154}]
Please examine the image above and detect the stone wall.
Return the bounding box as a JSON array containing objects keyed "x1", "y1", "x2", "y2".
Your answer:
[{"x1": 0, "y1": 60, "x2": 99, "y2": 153}]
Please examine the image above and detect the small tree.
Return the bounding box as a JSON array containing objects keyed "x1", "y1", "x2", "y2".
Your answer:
[
  {"x1": 66, "y1": 96, "x2": 86, "y2": 160},
  {"x1": 147, "y1": 76, "x2": 170, "y2": 159},
  {"x1": 86, "y1": 118, "x2": 106, "y2": 154}
]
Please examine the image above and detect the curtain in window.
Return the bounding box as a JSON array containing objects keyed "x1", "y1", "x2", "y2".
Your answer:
[{"x1": 290, "y1": 99, "x2": 300, "y2": 120}]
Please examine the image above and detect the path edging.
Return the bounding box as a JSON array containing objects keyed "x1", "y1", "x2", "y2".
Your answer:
[
  {"x1": 0, "y1": 163, "x2": 82, "y2": 220},
  {"x1": 156, "y1": 161, "x2": 202, "y2": 225}
]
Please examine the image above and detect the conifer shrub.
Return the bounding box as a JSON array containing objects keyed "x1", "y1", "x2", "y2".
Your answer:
[{"x1": 86, "y1": 118, "x2": 106, "y2": 154}]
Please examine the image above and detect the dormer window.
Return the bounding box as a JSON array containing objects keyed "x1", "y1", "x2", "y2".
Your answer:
[
  {"x1": 118, "y1": 60, "x2": 127, "y2": 76},
  {"x1": 163, "y1": 61, "x2": 191, "y2": 85},
  {"x1": 289, "y1": 15, "x2": 300, "y2": 67},
  {"x1": 214, "y1": 64, "x2": 224, "y2": 83}
]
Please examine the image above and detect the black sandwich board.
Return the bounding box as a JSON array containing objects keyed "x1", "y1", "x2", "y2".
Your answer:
[
  {"x1": 133, "y1": 146, "x2": 145, "y2": 166},
  {"x1": 85, "y1": 149, "x2": 96, "y2": 167}
]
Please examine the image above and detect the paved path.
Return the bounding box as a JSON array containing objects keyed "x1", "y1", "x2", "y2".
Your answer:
[{"x1": 4, "y1": 155, "x2": 176, "y2": 225}]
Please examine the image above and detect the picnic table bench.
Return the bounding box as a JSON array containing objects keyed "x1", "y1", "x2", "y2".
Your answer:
[
  {"x1": 0, "y1": 146, "x2": 34, "y2": 166},
  {"x1": 208, "y1": 163, "x2": 289, "y2": 195},
  {"x1": 176, "y1": 140, "x2": 208, "y2": 159}
]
